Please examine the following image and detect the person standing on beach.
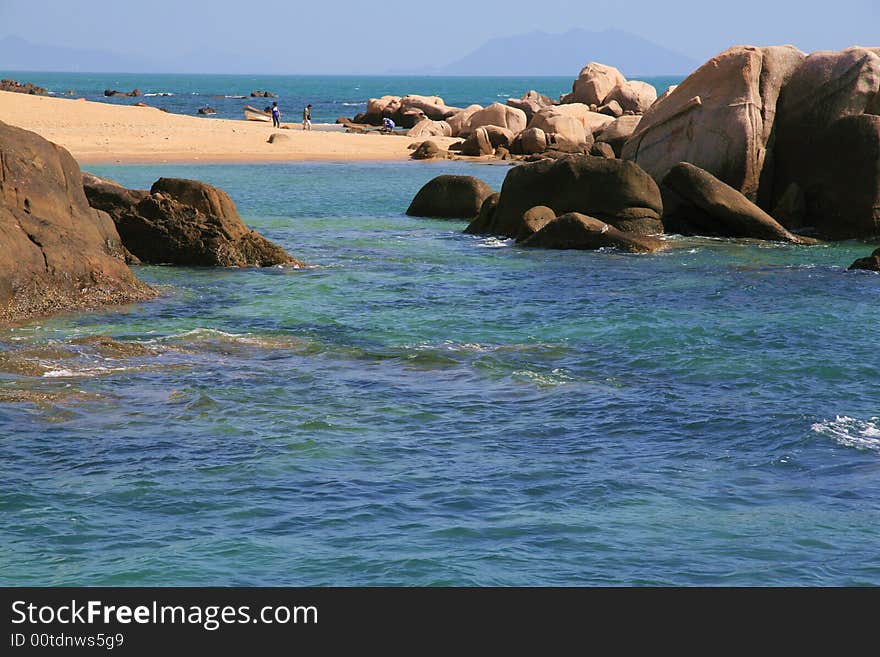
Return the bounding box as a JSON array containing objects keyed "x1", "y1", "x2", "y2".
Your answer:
[
  {"x1": 303, "y1": 104, "x2": 312, "y2": 131},
  {"x1": 271, "y1": 102, "x2": 281, "y2": 128}
]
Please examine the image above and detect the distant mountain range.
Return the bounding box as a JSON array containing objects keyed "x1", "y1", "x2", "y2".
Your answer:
[
  {"x1": 393, "y1": 28, "x2": 700, "y2": 77},
  {"x1": 0, "y1": 35, "x2": 161, "y2": 73},
  {"x1": 0, "y1": 29, "x2": 700, "y2": 77}
]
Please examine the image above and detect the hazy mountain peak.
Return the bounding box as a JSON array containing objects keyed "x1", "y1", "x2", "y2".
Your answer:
[{"x1": 409, "y1": 28, "x2": 699, "y2": 77}]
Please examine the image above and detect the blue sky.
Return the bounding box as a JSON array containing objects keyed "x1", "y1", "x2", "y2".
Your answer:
[{"x1": 1, "y1": 0, "x2": 877, "y2": 74}]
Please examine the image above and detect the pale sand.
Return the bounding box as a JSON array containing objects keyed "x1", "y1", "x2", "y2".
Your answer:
[{"x1": 0, "y1": 91, "x2": 456, "y2": 164}]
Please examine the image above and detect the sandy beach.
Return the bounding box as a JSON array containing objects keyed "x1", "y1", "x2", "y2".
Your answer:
[{"x1": 0, "y1": 90, "x2": 450, "y2": 164}]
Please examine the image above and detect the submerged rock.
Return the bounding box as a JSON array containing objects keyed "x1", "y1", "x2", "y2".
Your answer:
[
  {"x1": 848, "y1": 248, "x2": 880, "y2": 272},
  {"x1": 0, "y1": 121, "x2": 153, "y2": 323},
  {"x1": 407, "y1": 175, "x2": 494, "y2": 219},
  {"x1": 83, "y1": 175, "x2": 303, "y2": 267}
]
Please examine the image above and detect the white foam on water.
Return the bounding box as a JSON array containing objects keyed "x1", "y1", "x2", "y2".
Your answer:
[
  {"x1": 144, "y1": 92, "x2": 174, "y2": 97},
  {"x1": 42, "y1": 366, "x2": 131, "y2": 379},
  {"x1": 475, "y1": 237, "x2": 515, "y2": 249},
  {"x1": 811, "y1": 416, "x2": 880, "y2": 452}
]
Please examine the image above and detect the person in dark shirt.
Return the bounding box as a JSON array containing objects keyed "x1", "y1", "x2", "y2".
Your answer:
[{"x1": 302, "y1": 104, "x2": 312, "y2": 131}]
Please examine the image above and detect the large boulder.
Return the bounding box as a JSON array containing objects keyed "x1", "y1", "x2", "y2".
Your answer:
[
  {"x1": 517, "y1": 127, "x2": 548, "y2": 155},
  {"x1": 446, "y1": 105, "x2": 482, "y2": 136},
  {"x1": 0, "y1": 121, "x2": 153, "y2": 323},
  {"x1": 464, "y1": 193, "x2": 500, "y2": 234},
  {"x1": 516, "y1": 206, "x2": 557, "y2": 242},
  {"x1": 465, "y1": 103, "x2": 527, "y2": 135},
  {"x1": 399, "y1": 95, "x2": 459, "y2": 121},
  {"x1": 84, "y1": 176, "x2": 301, "y2": 266},
  {"x1": 406, "y1": 175, "x2": 494, "y2": 219},
  {"x1": 622, "y1": 45, "x2": 807, "y2": 204},
  {"x1": 530, "y1": 104, "x2": 613, "y2": 136},
  {"x1": 570, "y1": 63, "x2": 627, "y2": 106},
  {"x1": 507, "y1": 90, "x2": 555, "y2": 121},
  {"x1": 485, "y1": 155, "x2": 664, "y2": 237},
  {"x1": 407, "y1": 119, "x2": 453, "y2": 138},
  {"x1": 0, "y1": 79, "x2": 48, "y2": 95},
  {"x1": 596, "y1": 115, "x2": 641, "y2": 157},
  {"x1": 792, "y1": 114, "x2": 880, "y2": 239},
  {"x1": 849, "y1": 248, "x2": 880, "y2": 272},
  {"x1": 528, "y1": 110, "x2": 591, "y2": 151},
  {"x1": 410, "y1": 140, "x2": 451, "y2": 160},
  {"x1": 521, "y1": 213, "x2": 665, "y2": 253},
  {"x1": 604, "y1": 80, "x2": 658, "y2": 114},
  {"x1": 772, "y1": 47, "x2": 880, "y2": 235},
  {"x1": 460, "y1": 127, "x2": 495, "y2": 156},
  {"x1": 661, "y1": 163, "x2": 806, "y2": 242}
]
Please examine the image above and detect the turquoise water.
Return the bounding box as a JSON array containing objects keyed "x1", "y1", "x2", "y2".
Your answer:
[
  {"x1": 2, "y1": 159, "x2": 880, "y2": 586},
  {"x1": 0, "y1": 72, "x2": 682, "y2": 123}
]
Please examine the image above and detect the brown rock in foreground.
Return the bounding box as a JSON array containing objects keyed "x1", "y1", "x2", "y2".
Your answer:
[
  {"x1": 0, "y1": 121, "x2": 154, "y2": 324},
  {"x1": 483, "y1": 155, "x2": 664, "y2": 238},
  {"x1": 83, "y1": 175, "x2": 303, "y2": 267},
  {"x1": 406, "y1": 175, "x2": 494, "y2": 219},
  {"x1": 521, "y1": 213, "x2": 665, "y2": 253},
  {"x1": 662, "y1": 163, "x2": 807, "y2": 243}
]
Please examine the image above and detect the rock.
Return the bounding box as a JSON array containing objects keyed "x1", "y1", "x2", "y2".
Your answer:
[
  {"x1": 465, "y1": 103, "x2": 528, "y2": 135},
  {"x1": 399, "y1": 95, "x2": 459, "y2": 121},
  {"x1": 596, "y1": 115, "x2": 641, "y2": 157},
  {"x1": 590, "y1": 142, "x2": 616, "y2": 159},
  {"x1": 406, "y1": 175, "x2": 494, "y2": 219},
  {"x1": 622, "y1": 45, "x2": 807, "y2": 204},
  {"x1": 516, "y1": 205, "x2": 556, "y2": 242},
  {"x1": 605, "y1": 81, "x2": 658, "y2": 114},
  {"x1": 197, "y1": 106, "x2": 216, "y2": 115},
  {"x1": 0, "y1": 79, "x2": 48, "y2": 95},
  {"x1": 84, "y1": 175, "x2": 301, "y2": 266},
  {"x1": 410, "y1": 140, "x2": 451, "y2": 160},
  {"x1": 517, "y1": 127, "x2": 548, "y2": 155},
  {"x1": 250, "y1": 90, "x2": 277, "y2": 98},
  {"x1": 335, "y1": 116, "x2": 351, "y2": 124},
  {"x1": 495, "y1": 145, "x2": 511, "y2": 160},
  {"x1": 848, "y1": 248, "x2": 880, "y2": 272},
  {"x1": 267, "y1": 133, "x2": 290, "y2": 143},
  {"x1": 528, "y1": 111, "x2": 590, "y2": 150},
  {"x1": 464, "y1": 193, "x2": 501, "y2": 234},
  {"x1": 771, "y1": 183, "x2": 806, "y2": 230},
  {"x1": 446, "y1": 105, "x2": 483, "y2": 137},
  {"x1": 134, "y1": 102, "x2": 149, "y2": 108},
  {"x1": 773, "y1": 48, "x2": 880, "y2": 234},
  {"x1": 103, "y1": 88, "x2": 140, "y2": 97},
  {"x1": 0, "y1": 122, "x2": 153, "y2": 323},
  {"x1": 793, "y1": 114, "x2": 880, "y2": 239},
  {"x1": 661, "y1": 163, "x2": 806, "y2": 242},
  {"x1": 407, "y1": 119, "x2": 453, "y2": 138},
  {"x1": 507, "y1": 90, "x2": 555, "y2": 121},
  {"x1": 460, "y1": 127, "x2": 495, "y2": 156},
  {"x1": 570, "y1": 63, "x2": 627, "y2": 106},
  {"x1": 522, "y1": 213, "x2": 665, "y2": 252},
  {"x1": 486, "y1": 154, "x2": 664, "y2": 238},
  {"x1": 598, "y1": 100, "x2": 624, "y2": 117},
  {"x1": 530, "y1": 104, "x2": 613, "y2": 136}
]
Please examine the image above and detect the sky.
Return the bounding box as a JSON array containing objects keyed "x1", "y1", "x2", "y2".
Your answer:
[{"x1": 1, "y1": 0, "x2": 878, "y2": 74}]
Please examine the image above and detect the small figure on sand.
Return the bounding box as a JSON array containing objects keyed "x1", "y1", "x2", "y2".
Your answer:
[
  {"x1": 302, "y1": 104, "x2": 312, "y2": 131},
  {"x1": 382, "y1": 117, "x2": 395, "y2": 133},
  {"x1": 271, "y1": 102, "x2": 281, "y2": 128}
]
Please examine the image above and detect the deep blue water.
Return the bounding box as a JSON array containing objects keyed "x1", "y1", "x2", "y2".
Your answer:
[
  {"x1": 0, "y1": 72, "x2": 681, "y2": 124},
  {"x1": 1, "y1": 160, "x2": 879, "y2": 586}
]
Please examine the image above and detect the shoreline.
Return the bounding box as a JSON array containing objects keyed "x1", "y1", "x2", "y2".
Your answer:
[{"x1": 0, "y1": 90, "x2": 460, "y2": 164}]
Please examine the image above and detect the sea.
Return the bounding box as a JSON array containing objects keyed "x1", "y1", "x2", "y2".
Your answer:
[{"x1": 1, "y1": 73, "x2": 879, "y2": 586}]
